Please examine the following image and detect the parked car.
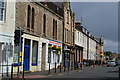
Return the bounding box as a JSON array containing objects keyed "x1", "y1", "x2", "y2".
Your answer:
[
  {"x1": 107, "y1": 60, "x2": 116, "y2": 67},
  {"x1": 116, "y1": 61, "x2": 120, "y2": 66}
]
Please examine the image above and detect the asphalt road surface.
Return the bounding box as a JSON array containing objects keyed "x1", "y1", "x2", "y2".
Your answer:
[
  {"x1": 2, "y1": 66, "x2": 119, "y2": 80},
  {"x1": 43, "y1": 66, "x2": 119, "y2": 80}
]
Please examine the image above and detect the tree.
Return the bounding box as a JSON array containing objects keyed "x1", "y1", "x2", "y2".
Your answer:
[{"x1": 104, "y1": 51, "x2": 112, "y2": 56}]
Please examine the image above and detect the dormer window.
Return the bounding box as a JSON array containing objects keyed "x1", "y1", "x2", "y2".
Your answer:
[
  {"x1": 43, "y1": 2, "x2": 48, "y2": 7},
  {"x1": 57, "y1": 7, "x2": 59, "y2": 11},
  {"x1": 45, "y1": 4, "x2": 47, "y2": 7}
]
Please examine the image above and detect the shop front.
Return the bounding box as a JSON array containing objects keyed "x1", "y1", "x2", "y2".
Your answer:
[
  {"x1": 47, "y1": 40, "x2": 62, "y2": 69},
  {"x1": 63, "y1": 45, "x2": 71, "y2": 68}
]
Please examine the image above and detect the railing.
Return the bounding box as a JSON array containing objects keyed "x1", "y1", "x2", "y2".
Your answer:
[
  {"x1": 0, "y1": 64, "x2": 25, "y2": 79},
  {"x1": 0, "y1": 64, "x2": 12, "y2": 77},
  {"x1": 48, "y1": 61, "x2": 75, "y2": 75}
]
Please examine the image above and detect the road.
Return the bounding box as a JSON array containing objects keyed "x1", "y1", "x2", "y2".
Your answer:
[
  {"x1": 43, "y1": 66, "x2": 119, "y2": 80},
  {"x1": 2, "y1": 66, "x2": 119, "y2": 80}
]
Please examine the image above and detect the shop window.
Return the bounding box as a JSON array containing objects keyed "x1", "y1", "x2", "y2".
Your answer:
[
  {"x1": 57, "y1": 53, "x2": 60, "y2": 63},
  {"x1": 48, "y1": 51, "x2": 51, "y2": 63},
  {"x1": 48, "y1": 44, "x2": 52, "y2": 63},
  {"x1": 32, "y1": 41, "x2": 38, "y2": 66},
  {"x1": 48, "y1": 44, "x2": 61, "y2": 63}
]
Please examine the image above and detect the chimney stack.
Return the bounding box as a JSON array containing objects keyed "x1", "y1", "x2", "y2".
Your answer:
[{"x1": 75, "y1": 20, "x2": 81, "y2": 26}]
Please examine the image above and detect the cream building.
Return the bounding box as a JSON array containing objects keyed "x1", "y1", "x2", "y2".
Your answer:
[{"x1": 0, "y1": 0, "x2": 15, "y2": 76}]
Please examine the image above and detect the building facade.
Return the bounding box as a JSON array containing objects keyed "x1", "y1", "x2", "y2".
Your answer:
[
  {"x1": 0, "y1": 0, "x2": 104, "y2": 75},
  {"x1": 62, "y1": 2, "x2": 75, "y2": 68},
  {"x1": 75, "y1": 21, "x2": 104, "y2": 65},
  {"x1": 14, "y1": 1, "x2": 63, "y2": 72},
  {"x1": 0, "y1": 0, "x2": 15, "y2": 75}
]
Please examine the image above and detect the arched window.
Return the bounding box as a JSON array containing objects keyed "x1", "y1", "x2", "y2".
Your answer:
[
  {"x1": 55, "y1": 20, "x2": 57, "y2": 39},
  {"x1": 31, "y1": 8, "x2": 35, "y2": 30},
  {"x1": 27, "y1": 5, "x2": 31, "y2": 28},
  {"x1": 53, "y1": 19, "x2": 55, "y2": 38},
  {"x1": 53, "y1": 19, "x2": 57, "y2": 39},
  {"x1": 43, "y1": 14, "x2": 46, "y2": 34}
]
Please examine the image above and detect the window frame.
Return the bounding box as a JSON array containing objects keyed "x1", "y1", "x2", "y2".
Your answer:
[
  {"x1": 43, "y1": 14, "x2": 46, "y2": 34},
  {"x1": 31, "y1": 40, "x2": 38, "y2": 66},
  {"x1": 0, "y1": 0, "x2": 6, "y2": 22}
]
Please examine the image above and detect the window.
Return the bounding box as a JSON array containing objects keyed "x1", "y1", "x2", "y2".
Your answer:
[
  {"x1": 65, "y1": 29, "x2": 67, "y2": 42},
  {"x1": 66, "y1": 29, "x2": 68, "y2": 42},
  {"x1": 55, "y1": 20, "x2": 57, "y2": 39},
  {"x1": 72, "y1": 32, "x2": 74, "y2": 44},
  {"x1": 53, "y1": 19, "x2": 57, "y2": 39},
  {"x1": 64, "y1": 29, "x2": 66, "y2": 42},
  {"x1": 32, "y1": 41, "x2": 38, "y2": 66},
  {"x1": 56, "y1": 7, "x2": 59, "y2": 13},
  {"x1": 78, "y1": 32, "x2": 79, "y2": 41},
  {"x1": 31, "y1": 8, "x2": 35, "y2": 30},
  {"x1": 53, "y1": 19, "x2": 55, "y2": 38},
  {"x1": 66, "y1": 11, "x2": 69, "y2": 24},
  {"x1": 27, "y1": 5, "x2": 31, "y2": 29},
  {"x1": 0, "y1": 0, "x2": 6, "y2": 21},
  {"x1": 43, "y1": 14, "x2": 46, "y2": 34},
  {"x1": 48, "y1": 44, "x2": 52, "y2": 63},
  {"x1": 66, "y1": 30, "x2": 68, "y2": 42},
  {"x1": 68, "y1": 30, "x2": 70, "y2": 43}
]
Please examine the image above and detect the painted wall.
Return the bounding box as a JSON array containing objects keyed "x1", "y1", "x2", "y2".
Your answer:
[
  {"x1": 0, "y1": 1, "x2": 15, "y2": 75},
  {"x1": 89, "y1": 38, "x2": 96, "y2": 60}
]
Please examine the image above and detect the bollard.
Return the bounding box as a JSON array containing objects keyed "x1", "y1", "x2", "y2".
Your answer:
[
  {"x1": 71, "y1": 62, "x2": 73, "y2": 70},
  {"x1": 6, "y1": 65, "x2": 9, "y2": 77},
  {"x1": 119, "y1": 67, "x2": 120, "y2": 79},
  {"x1": 22, "y1": 64, "x2": 24, "y2": 79},
  {"x1": 11, "y1": 64, "x2": 13, "y2": 79},
  {"x1": 64, "y1": 65, "x2": 66, "y2": 72},
  {"x1": 2, "y1": 64, "x2": 3, "y2": 77},
  {"x1": 17, "y1": 64, "x2": 19, "y2": 78},
  {"x1": 48, "y1": 62, "x2": 50, "y2": 75},
  {"x1": 55, "y1": 62, "x2": 56, "y2": 73},
  {"x1": 60, "y1": 62, "x2": 61, "y2": 73},
  {"x1": 68, "y1": 64, "x2": 69, "y2": 71}
]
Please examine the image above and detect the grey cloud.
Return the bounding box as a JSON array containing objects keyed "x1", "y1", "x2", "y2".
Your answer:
[{"x1": 71, "y1": 2, "x2": 118, "y2": 52}]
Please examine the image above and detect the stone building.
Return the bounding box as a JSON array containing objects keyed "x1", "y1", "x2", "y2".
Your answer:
[
  {"x1": 14, "y1": 1, "x2": 64, "y2": 72},
  {"x1": 62, "y1": 2, "x2": 75, "y2": 68}
]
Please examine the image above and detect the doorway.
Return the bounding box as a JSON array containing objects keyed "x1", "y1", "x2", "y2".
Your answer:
[
  {"x1": 41, "y1": 43, "x2": 46, "y2": 70},
  {"x1": 23, "y1": 39, "x2": 30, "y2": 71}
]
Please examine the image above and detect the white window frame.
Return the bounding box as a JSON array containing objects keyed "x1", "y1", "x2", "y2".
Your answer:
[{"x1": 0, "y1": 0, "x2": 6, "y2": 22}]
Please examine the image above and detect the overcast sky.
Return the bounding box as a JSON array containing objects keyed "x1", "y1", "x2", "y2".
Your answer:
[{"x1": 71, "y1": 2, "x2": 118, "y2": 53}]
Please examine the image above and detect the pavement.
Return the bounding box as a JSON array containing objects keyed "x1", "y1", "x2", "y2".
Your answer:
[{"x1": 1, "y1": 66, "x2": 120, "y2": 80}]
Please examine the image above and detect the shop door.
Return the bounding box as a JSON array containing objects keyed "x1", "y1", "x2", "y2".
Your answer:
[
  {"x1": 65, "y1": 52, "x2": 70, "y2": 68},
  {"x1": 24, "y1": 45, "x2": 30, "y2": 71}
]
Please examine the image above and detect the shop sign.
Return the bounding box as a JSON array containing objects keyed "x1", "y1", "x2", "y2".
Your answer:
[
  {"x1": 49, "y1": 41, "x2": 62, "y2": 46},
  {"x1": 64, "y1": 46, "x2": 70, "y2": 51}
]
